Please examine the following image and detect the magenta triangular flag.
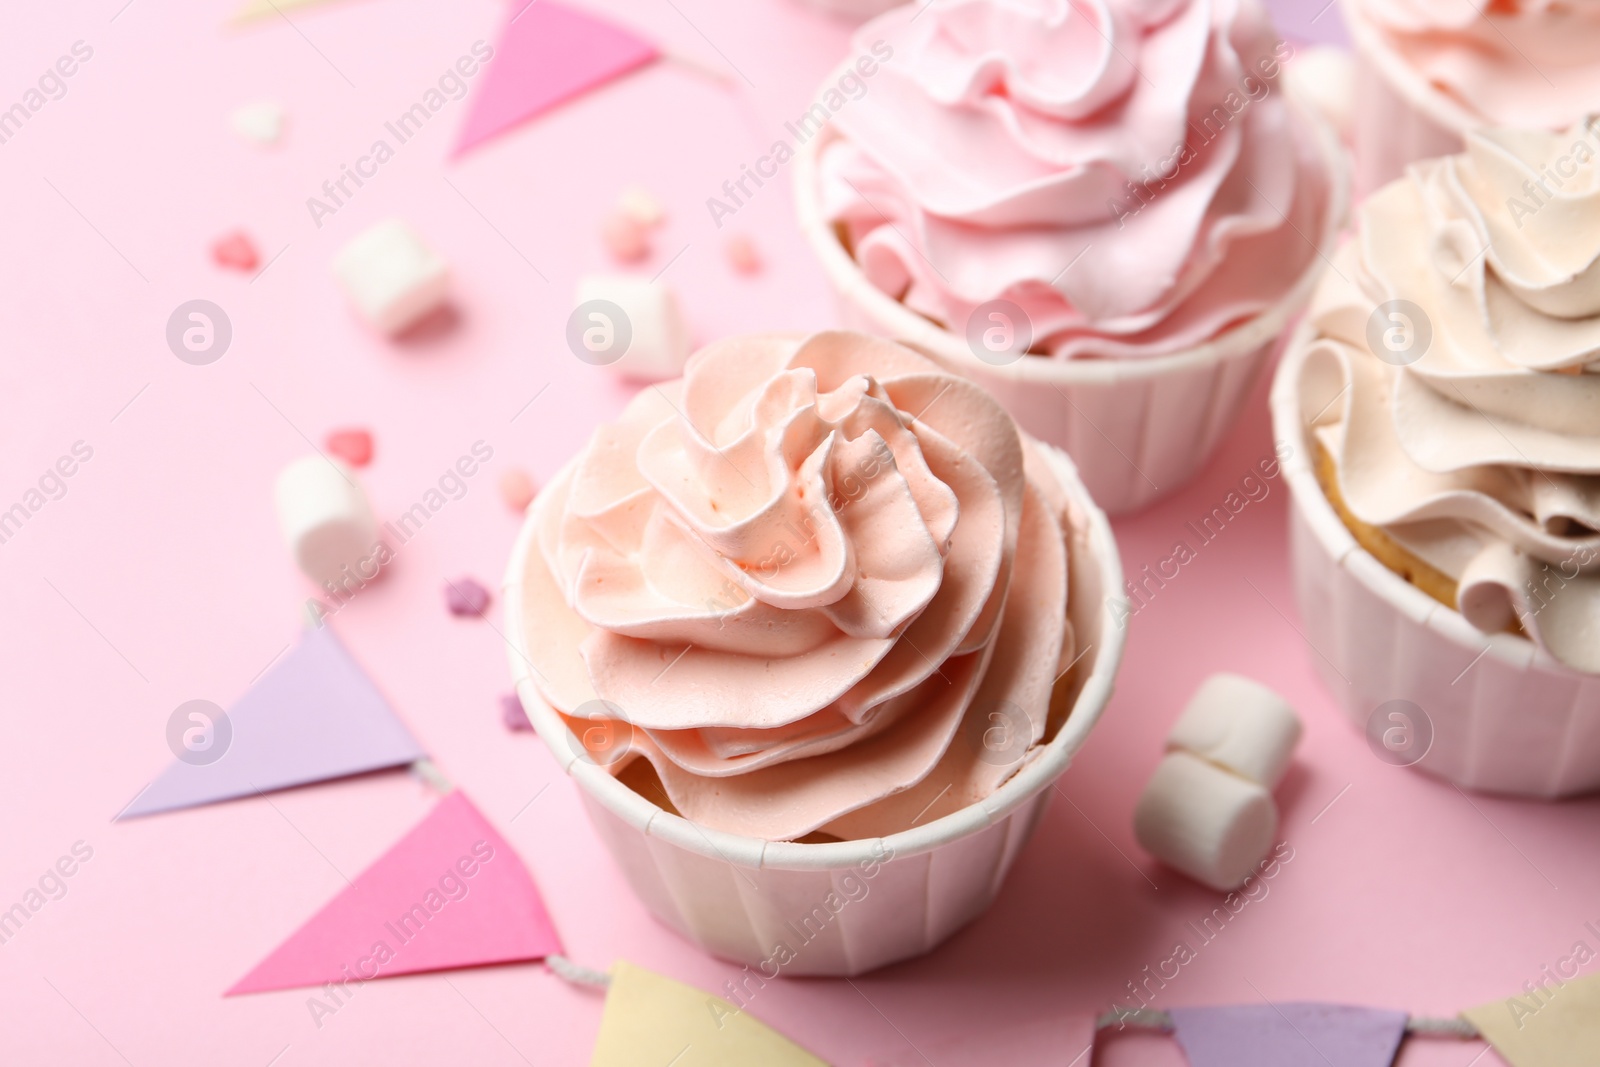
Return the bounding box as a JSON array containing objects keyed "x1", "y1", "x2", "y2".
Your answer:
[
  {"x1": 1170, "y1": 1004, "x2": 1408, "y2": 1067},
  {"x1": 228, "y1": 790, "x2": 562, "y2": 993},
  {"x1": 118, "y1": 625, "x2": 425, "y2": 819},
  {"x1": 453, "y1": 1, "x2": 659, "y2": 157}
]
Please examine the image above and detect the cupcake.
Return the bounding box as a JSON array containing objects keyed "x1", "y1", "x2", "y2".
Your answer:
[
  {"x1": 504, "y1": 331, "x2": 1125, "y2": 973},
  {"x1": 1272, "y1": 124, "x2": 1600, "y2": 797},
  {"x1": 1342, "y1": 0, "x2": 1600, "y2": 194},
  {"x1": 795, "y1": 0, "x2": 1345, "y2": 514}
]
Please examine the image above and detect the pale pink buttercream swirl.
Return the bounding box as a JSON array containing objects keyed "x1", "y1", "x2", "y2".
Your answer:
[
  {"x1": 1300, "y1": 123, "x2": 1600, "y2": 673},
  {"x1": 518, "y1": 332, "x2": 1080, "y2": 840},
  {"x1": 1351, "y1": 0, "x2": 1600, "y2": 130},
  {"x1": 818, "y1": 0, "x2": 1331, "y2": 359}
]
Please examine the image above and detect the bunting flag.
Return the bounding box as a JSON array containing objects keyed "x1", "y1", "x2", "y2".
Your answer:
[
  {"x1": 1464, "y1": 971, "x2": 1600, "y2": 1067},
  {"x1": 590, "y1": 961, "x2": 825, "y2": 1067},
  {"x1": 229, "y1": 790, "x2": 560, "y2": 994},
  {"x1": 118, "y1": 625, "x2": 425, "y2": 819},
  {"x1": 865, "y1": 1013, "x2": 1096, "y2": 1066},
  {"x1": 453, "y1": 1, "x2": 660, "y2": 158},
  {"x1": 1169, "y1": 1004, "x2": 1409, "y2": 1067},
  {"x1": 231, "y1": 0, "x2": 357, "y2": 23}
]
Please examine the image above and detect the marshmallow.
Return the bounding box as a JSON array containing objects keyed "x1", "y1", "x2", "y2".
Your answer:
[
  {"x1": 229, "y1": 100, "x2": 284, "y2": 145},
  {"x1": 1285, "y1": 46, "x2": 1354, "y2": 143},
  {"x1": 1134, "y1": 752, "x2": 1277, "y2": 892},
  {"x1": 1167, "y1": 673, "x2": 1302, "y2": 789},
  {"x1": 616, "y1": 185, "x2": 665, "y2": 228},
  {"x1": 333, "y1": 219, "x2": 449, "y2": 335},
  {"x1": 275, "y1": 456, "x2": 379, "y2": 586},
  {"x1": 573, "y1": 274, "x2": 691, "y2": 380}
]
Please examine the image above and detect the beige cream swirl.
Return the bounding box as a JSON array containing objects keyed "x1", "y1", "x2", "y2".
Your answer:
[
  {"x1": 1351, "y1": 0, "x2": 1600, "y2": 130},
  {"x1": 1299, "y1": 122, "x2": 1600, "y2": 673},
  {"x1": 518, "y1": 332, "x2": 1079, "y2": 839}
]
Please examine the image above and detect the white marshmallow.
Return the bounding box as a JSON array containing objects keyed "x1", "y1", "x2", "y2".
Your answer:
[
  {"x1": 275, "y1": 456, "x2": 379, "y2": 586},
  {"x1": 229, "y1": 100, "x2": 284, "y2": 145},
  {"x1": 333, "y1": 220, "x2": 449, "y2": 335},
  {"x1": 574, "y1": 274, "x2": 691, "y2": 380},
  {"x1": 1134, "y1": 752, "x2": 1277, "y2": 892},
  {"x1": 1285, "y1": 46, "x2": 1354, "y2": 143},
  {"x1": 1167, "y1": 673, "x2": 1302, "y2": 789}
]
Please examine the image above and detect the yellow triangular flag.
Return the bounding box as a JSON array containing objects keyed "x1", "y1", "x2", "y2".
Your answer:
[
  {"x1": 590, "y1": 961, "x2": 827, "y2": 1067},
  {"x1": 230, "y1": 0, "x2": 357, "y2": 25},
  {"x1": 1463, "y1": 970, "x2": 1600, "y2": 1067}
]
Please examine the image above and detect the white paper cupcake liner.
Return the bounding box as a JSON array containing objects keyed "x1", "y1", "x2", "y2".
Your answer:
[
  {"x1": 503, "y1": 445, "x2": 1128, "y2": 975},
  {"x1": 1341, "y1": 0, "x2": 1477, "y2": 196},
  {"x1": 1271, "y1": 325, "x2": 1600, "y2": 798},
  {"x1": 793, "y1": 90, "x2": 1348, "y2": 517}
]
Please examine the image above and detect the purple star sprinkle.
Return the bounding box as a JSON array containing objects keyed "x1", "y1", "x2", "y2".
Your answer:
[
  {"x1": 445, "y1": 577, "x2": 491, "y2": 617},
  {"x1": 501, "y1": 693, "x2": 533, "y2": 732}
]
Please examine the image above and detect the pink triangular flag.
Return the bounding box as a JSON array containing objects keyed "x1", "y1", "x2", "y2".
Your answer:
[
  {"x1": 228, "y1": 790, "x2": 561, "y2": 994},
  {"x1": 453, "y1": 1, "x2": 660, "y2": 157},
  {"x1": 1170, "y1": 1004, "x2": 1408, "y2": 1067},
  {"x1": 118, "y1": 625, "x2": 425, "y2": 819}
]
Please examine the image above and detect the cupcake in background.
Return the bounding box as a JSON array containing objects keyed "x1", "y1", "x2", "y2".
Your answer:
[
  {"x1": 791, "y1": 0, "x2": 904, "y2": 19},
  {"x1": 796, "y1": 0, "x2": 1345, "y2": 514},
  {"x1": 1272, "y1": 121, "x2": 1600, "y2": 798},
  {"x1": 505, "y1": 330, "x2": 1125, "y2": 973},
  {"x1": 1343, "y1": 0, "x2": 1600, "y2": 193}
]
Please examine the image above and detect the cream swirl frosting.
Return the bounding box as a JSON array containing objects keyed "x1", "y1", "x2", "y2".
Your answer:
[
  {"x1": 1351, "y1": 0, "x2": 1600, "y2": 130},
  {"x1": 519, "y1": 332, "x2": 1080, "y2": 840},
  {"x1": 1300, "y1": 122, "x2": 1600, "y2": 673},
  {"x1": 818, "y1": 0, "x2": 1331, "y2": 359}
]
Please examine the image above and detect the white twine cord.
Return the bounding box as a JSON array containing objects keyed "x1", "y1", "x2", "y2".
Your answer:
[
  {"x1": 1094, "y1": 1008, "x2": 1478, "y2": 1040},
  {"x1": 409, "y1": 759, "x2": 453, "y2": 794},
  {"x1": 547, "y1": 954, "x2": 612, "y2": 990},
  {"x1": 544, "y1": 960, "x2": 1480, "y2": 1040}
]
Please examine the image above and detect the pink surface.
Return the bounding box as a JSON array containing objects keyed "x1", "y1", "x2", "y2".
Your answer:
[
  {"x1": 2, "y1": 1, "x2": 1596, "y2": 1065},
  {"x1": 229, "y1": 790, "x2": 561, "y2": 994},
  {"x1": 119, "y1": 623, "x2": 425, "y2": 818}
]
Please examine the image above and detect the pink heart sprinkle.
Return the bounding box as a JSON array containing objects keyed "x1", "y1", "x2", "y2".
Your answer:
[
  {"x1": 499, "y1": 468, "x2": 536, "y2": 512},
  {"x1": 725, "y1": 233, "x2": 761, "y2": 274},
  {"x1": 325, "y1": 428, "x2": 373, "y2": 467},
  {"x1": 601, "y1": 210, "x2": 650, "y2": 263},
  {"x1": 211, "y1": 230, "x2": 260, "y2": 272}
]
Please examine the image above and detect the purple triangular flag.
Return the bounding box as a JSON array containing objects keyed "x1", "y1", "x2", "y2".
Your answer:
[
  {"x1": 118, "y1": 626, "x2": 425, "y2": 818},
  {"x1": 1170, "y1": 1004, "x2": 1408, "y2": 1067}
]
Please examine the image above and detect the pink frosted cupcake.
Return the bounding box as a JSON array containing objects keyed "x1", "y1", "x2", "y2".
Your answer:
[
  {"x1": 1272, "y1": 123, "x2": 1600, "y2": 797},
  {"x1": 796, "y1": 0, "x2": 1345, "y2": 514},
  {"x1": 1343, "y1": 0, "x2": 1600, "y2": 194},
  {"x1": 504, "y1": 331, "x2": 1125, "y2": 973}
]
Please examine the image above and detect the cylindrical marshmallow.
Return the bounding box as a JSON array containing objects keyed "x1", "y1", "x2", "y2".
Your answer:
[
  {"x1": 274, "y1": 456, "x2": 379, "y2": 586},
  {"x1": 1167, "y1": 673, "x2": 1302, "y2": 789},
  {"x1": 332, "y1": 219, "x2": 450, "y2": 335},
  {"x1": 574, "y1": 274, "x2": 691, "y2": 381},
  {"x1": 1134, "y1": 752, "x2": 1277, "y2": 892}
]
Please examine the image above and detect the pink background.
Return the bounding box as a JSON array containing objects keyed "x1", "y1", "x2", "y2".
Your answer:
[{"x1": 2, "y1": 0, "x2": 1596, "y2": 1063}]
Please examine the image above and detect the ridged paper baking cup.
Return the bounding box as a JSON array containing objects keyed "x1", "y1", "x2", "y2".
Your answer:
[
  {"x1": 1341, "y1": 0, "x2": 1472, "y2": 196},
  {"x1": 1271, "y1": 325, "x2": 1600, "y2": 798},
  {"x1": 793, "y1": 86, "x2": 1348, "y2": 517},
  {"x1": 503, "y1": 445, "x2": 1127, "y2": 975}
]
